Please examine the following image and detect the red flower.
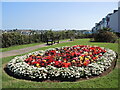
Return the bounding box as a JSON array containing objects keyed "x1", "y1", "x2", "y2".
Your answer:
[
  {"x1": 89, "y1": 54, "x2": 93, "y2": 57},
  {"x1": 40, "y1": 60, "x2": 47, "y2": 67},
  {"x1": 54, "y1": 61, "x2": 62, "y2": 68},
  {"x1": 31, "y1": 61, "x2": 38, "y2": 65},
  {"x1": 83, "y1": 61, "x2": 89, "y2": 66},
  {"x1": 81, "y1": 55, "x2": 85, "y2": 57},
  {"x1": 36, "y1": 56, "x2": 42, "y2": 59},
  {"x1": 36, "y1": 59, "x2": 41, "y2": 62},
  {"x1": 25, "y1": 57, "x2": 33, "y2": 62},
  {"x1": 80, "y1": 50, "x2": 83, "y2": 53},
  {"x1": 99, "y1": 54, "x2": 102, "y2": 57},
  {"x1": 47, "y1": 56, "x2": 54, "y2": 63},
  {"x1": 25, "y1": 45, "x2": 106, "y2": 68},
  {"x1": 62, "y1": 62, "x2": 71, "y2": 67},
  {"x1": 103, "y1": 50, "x2": 106, "y2": 53},
  {"x1": 93, "y1": 57, "x2": 97, "y2": 60},
  {"x1": 71, "y1": 52, "x2": 75, "y2": 57}
]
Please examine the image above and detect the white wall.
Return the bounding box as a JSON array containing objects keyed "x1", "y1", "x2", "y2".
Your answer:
[
  {"x1": 118, "y1": 1, "x2": 120, "y2": 7},
  {"x1": 108, "y1": 11, "x2": 118, "y2": 32},
  {"x1": 118, "y1": 7, "x2": 120, "y2": 33}
]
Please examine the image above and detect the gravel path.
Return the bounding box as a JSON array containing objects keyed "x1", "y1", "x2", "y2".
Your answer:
[{"x1": 0, "y1": 40, "x2": 70, "y2": 58}]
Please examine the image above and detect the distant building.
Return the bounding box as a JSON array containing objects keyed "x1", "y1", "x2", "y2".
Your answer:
[
  {"x1": 92, "y1": 8, "x2": 119, "y2": 33},
  {"x1": 16, "y1": 30, "x2": 33, "y2": 35},
  {"x1": 1, "y1": 29, "x2": 36, "y2": 35},
  {"x1": 82, "y1": 30, "x2": 92, "y2": 34},
  {"x1": 74, "y1": 30, "x2": 92, "y2": 34}
]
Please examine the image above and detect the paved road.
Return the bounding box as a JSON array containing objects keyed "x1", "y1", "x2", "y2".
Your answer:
[{"x1": 0, "y1": 40, "x2": 70, "y2": 58}]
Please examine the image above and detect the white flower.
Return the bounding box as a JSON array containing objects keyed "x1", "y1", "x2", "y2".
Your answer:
[{"x1": 6, "y1": 46, "x2": 116, "y2": 80}]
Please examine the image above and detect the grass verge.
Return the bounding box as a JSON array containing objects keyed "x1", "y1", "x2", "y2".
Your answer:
[
  {"x1": 1, "y1": 39, "x2": 69, "y2": 52},
  {"x1": 1, "y1": 43, "x2": 43, "y2": 52}
]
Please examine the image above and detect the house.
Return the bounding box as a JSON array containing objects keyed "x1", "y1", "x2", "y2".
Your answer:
[
  {"x1": 16, "y1": 30, "x2": 35, "y2": 35},
  {"x1": 108, "y1": 10, "x2": 118, "y2": 32},
  {"x1": 92, "y1": 8, "x2": 120, "y2": 33},
  {"x1": 118, "y1": 4, "x2": 120, "y2": 33},
  {"x1": 82, "y1": 30, "x2": 92, "y2": 34}
]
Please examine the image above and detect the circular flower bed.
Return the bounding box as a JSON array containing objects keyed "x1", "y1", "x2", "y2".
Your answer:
[{"x1": 6, "y1": 45, "x2": 117, "y2": 81}]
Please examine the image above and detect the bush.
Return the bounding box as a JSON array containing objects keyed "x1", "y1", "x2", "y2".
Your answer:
[
  {"x1": 1, "y1": 30, "x2": 94, "y2": 48},
  {"x1": 93, "y1": 29, "x2": 118, "y2": 43},
  {"x1": 75, "y1": 34, "x2": 93, "y2": 39},
  {"x1": 1, "y1": 33, "x2": 42, "y2": 48},
  {"x1": 115, "y1": 32, "x2": 120, "y2": 37}
]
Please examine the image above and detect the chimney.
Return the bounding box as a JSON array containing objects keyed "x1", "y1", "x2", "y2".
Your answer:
[{"x1": 113, "y1": 10, "x2": 118, "y2": 13}]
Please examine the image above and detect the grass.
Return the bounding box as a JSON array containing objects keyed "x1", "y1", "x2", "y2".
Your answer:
[
  {"x1": 1, "y1": 43, "x2": 44, "y2": 52},
  {"x1": 1, "y1": 39, "x2": 119, "y2": 88}
]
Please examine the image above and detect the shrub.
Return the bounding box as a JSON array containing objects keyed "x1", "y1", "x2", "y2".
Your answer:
[
  {"x1": 115, "y1": 32, "x2": 120, "y2": 37},
  {"x1": 93, "y1": 29, "x2": 118, "y2": 43},
  {"x1": 1, "y1": 33, "x2": 42, "y2": 48}
]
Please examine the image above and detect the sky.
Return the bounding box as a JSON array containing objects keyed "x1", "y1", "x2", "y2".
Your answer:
[
  {"x1": 1, "y1": 0, "x2": 120, "y2": 2},
  {"x1": 2, "y1": 2, "x2": 118, "y2": 30}
]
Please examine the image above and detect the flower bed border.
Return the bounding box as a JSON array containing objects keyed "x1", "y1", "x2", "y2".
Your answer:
[{"x1": 5, "y1": 45, "x2": 117, "y2": 82}]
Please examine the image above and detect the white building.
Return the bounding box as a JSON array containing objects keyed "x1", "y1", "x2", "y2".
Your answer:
[
  {"x1": 108, "y1": 10, "x2": 118, "y2": 32},
  {"x1": 118, "y1": 2, "x2": 120, "y2": 33},
  {"x1": 92, "y1": 8, "x2": 120, "y2": 33}
]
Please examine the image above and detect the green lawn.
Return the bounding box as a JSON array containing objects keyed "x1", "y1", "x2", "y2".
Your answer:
[
  {"x1": 2, "y1": 39, "x2": 119, "y2": 88},
  {"x1": 1, "y1": 43, "x2": 44, "y2": 52}
]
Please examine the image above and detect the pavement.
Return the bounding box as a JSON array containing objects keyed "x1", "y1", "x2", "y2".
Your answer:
[{"x1": 0, "y1": 40, "x2": 70, "y2": 58}]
